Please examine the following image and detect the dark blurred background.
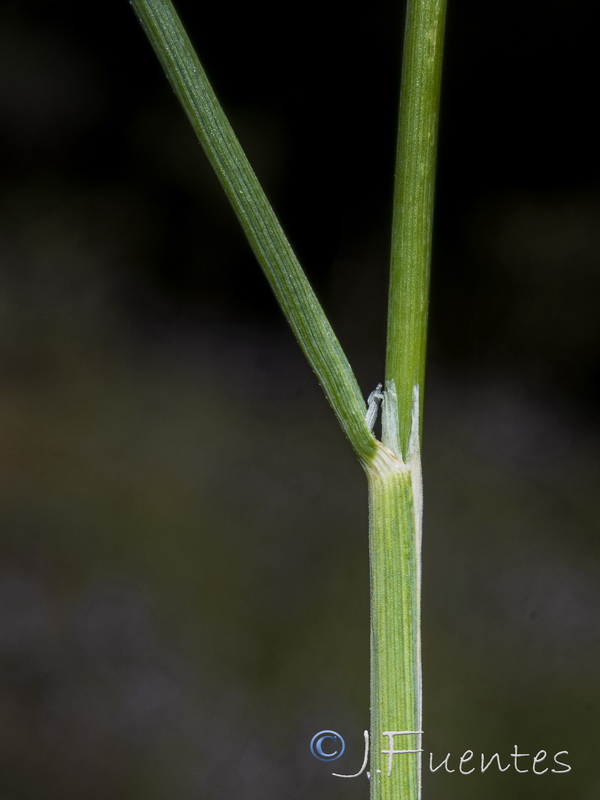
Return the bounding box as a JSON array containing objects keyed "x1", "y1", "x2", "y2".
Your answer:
[{"x1": 1, "y1": 1, "x2": 599, "y2": 798}]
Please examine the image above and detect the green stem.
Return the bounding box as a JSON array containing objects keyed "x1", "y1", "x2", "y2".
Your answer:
[
  {"x1": 129, "y1": 7, "x2": 446, "y2": 800},
  {"x1": 372, "y1": 1, "x2": 446, "y2": 799},
  {"x1": 386, "y1": 0, "x2": 447, "y2": 456},
  {"x1": 367, "y1": 388, "x2": 423, "y2": 799},
  {"x1": 129, "y1": 0, "x2": 377, "y2": 464},
  {"x1": 367, "y1": 436, "x2": 422, "y2": 800}
]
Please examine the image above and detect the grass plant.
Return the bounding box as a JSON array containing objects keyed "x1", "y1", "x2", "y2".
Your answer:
[{"x1": 129, "y1": 1, "x2": 446, "y2": 798}]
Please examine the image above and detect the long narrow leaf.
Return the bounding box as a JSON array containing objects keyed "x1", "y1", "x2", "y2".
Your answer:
[{"x1": 130, "y1": 0, "x2": 377, "y2": 464}]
